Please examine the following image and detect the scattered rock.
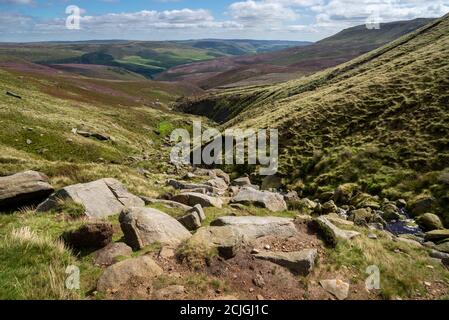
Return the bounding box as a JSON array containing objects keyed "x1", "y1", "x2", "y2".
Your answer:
[
  {"x1": 186, "y1": 226, "x2": 244, "y2": 259},
  {"x1": 93, "y1": 242, "x2": 133, "y2": 266},
  {"x1": 436, "y1": 241, "x2": 449, "y2": 254},
  {"x1": 253, "y1": 249, "x2": 317, "y2": 276},
  {"x1": 381, "y1": 203, "x2": 402, "y2": 221},
  {"x1": 320, "y1": 279, "x2": 350, "y2": 300},
  {"x1": 205, "y1": 177, "x2": 228, "y2": 190},
  {"x1": 350, "y1": 192, "x2": 380, "y2": 210},
  {"x1": 140, "y1": 197, "x2": 192, "y2": 211},
  {"x1": 410, "y1": 196, "x2": 435, "y2": 217},
  {"x1": 97, "y1": 256, "x2": 163, "y2": 293},
  {"x1": 37, "y1": 178, "x2": 144, "y2": 218},
  {"x1": 159, "y1": 247, "x2": 175, "y2": 259},
  {"x1": 6, "y1": 91, "x2": 22, "y2": 99},
  {"x1": 429, "y1": 249, "x2": 449, "y2": 261},
  {"x1": 167, "y1": 179, "x2": 223, "y2": 195},
  {"x1": 172, "y1": 192, "x2": 223, "y2": 208},
  {"x1": 321, "y1": 200, "x2": 338, "y2": 214},
  {"x1": 189, "y1": 204, "x2": 206, "y2": 221},
  {"x1": 211, "y1": 216, "x2": 297, "y2": 241},
  {"x1": 283, "y1": 190, "x2": 300, "y2": 203},
  {"x1": 178, "y1": 210, "x2": 202, "y2": 231},
  {"x1": 120, "y1": 207, "x2": 191, "y2": 250},
  {"x1": 0, "y1": 170, "x2": 54, "y2": 211},
  {"x1": 231, "y1": 188, "x2": 287, "y2": 212},
  {"x1": 368, "y1": 233, "x2": 378, "y2": 240},
  {"x1": 253, "y1": 275, "x2": 266, "y2": 288},
  {"x1": 425, "y1": 229, "x2": 449, "y2": 242},
  {"x1": 233, "y1": 177, "x2": 252, "y2": 186},
  {"x1": 396, "y1": 237, "x2": 422, "y2": 248},
  {"x1": 416, "y1": 213, "x2": 444, "y2": 232},
  {"x1": 75, "y1": 129, "x2": 111, "y2": 141},
  {"x1": 314, "y1": 216, "x2": 360, "y2": 247},
  {"x1": 63, "y1": 222, "x2": 113, "y2": 249}
]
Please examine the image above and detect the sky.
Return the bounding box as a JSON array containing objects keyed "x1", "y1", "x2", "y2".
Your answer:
[{"x1": 1, "y1": 0, "x2": 449, "y2": 42}]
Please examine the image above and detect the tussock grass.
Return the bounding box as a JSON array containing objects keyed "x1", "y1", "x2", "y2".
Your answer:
[{"x1": 0, "y1": 226, "x2": 78, "y2": 300}]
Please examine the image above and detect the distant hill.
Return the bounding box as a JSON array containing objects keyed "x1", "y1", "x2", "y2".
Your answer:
[
  {"x1": 157, "y1": 18, "x2": 433, "y2": 88},
  {"x1": 178, "y1": 15, "x2": 449, "y2": 224},
  {"x1": 0, "y1": 40, "x2": 307, "y2": 79}
]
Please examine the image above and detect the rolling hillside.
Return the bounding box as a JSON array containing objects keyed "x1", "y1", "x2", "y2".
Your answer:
[
  {"x1": 0, "y1": 40, "x2": 305, "y2": 80},
  {"x1": 158, "y1": 18, "x2": 433, "y2": 88},
  {"x1": 179, "y1": 15, "x2": 449, "y2": 224}
]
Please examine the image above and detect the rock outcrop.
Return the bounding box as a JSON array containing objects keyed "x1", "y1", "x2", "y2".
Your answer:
[
  {"x1": 0, "y1": 171, "x2": 54, "y2": 211},
  {"x1": 253, "y1": 249, "x2": 317, "y2": 276},
  {"x1": 93, "y1": 242, "x2": 133, "y2": 266},
  {"x1": 97, "y1": 256, "x2": 163, "y2": 293},
  {"x1": 172, "y1": 192, "x2": 223, "y2": 208},
  {"x1": 37, "y1": 178, "x2": 144, "y2": 218},
  {"x1": 210, "y1": 216, "x2": 297, "y2": 241},
  {"x1": 119, "y1": 207, "x2": 191, "y2": 249},
  {"x1": 231, "y1": 188, "x2": 287, "y2": 212}
]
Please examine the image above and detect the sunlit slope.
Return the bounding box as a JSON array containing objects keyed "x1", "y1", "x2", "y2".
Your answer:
[{"x1": 181, "y1": 15, "x2": 449, "y2": 222}]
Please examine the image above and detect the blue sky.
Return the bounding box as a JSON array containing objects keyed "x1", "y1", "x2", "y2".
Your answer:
[{"x1": 1, "y1": 0, "x2": 448, "y2": 42}]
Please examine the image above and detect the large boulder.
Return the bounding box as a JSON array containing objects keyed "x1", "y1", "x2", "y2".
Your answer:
[
  {"x1": 37, "y1": 178, "x2": 144, "y2": 218},
  {"x1": 314, "y1": 216, "x2": 360, "y2": 247},
  {"x1": 409, "y1": 195, "x2": 435, "y2": 217},
  {"x1": 231, "y1": 188, "x2": 287, "y2": 212},
  {"x1": 119, "y1": 207, "x2": 191, "y2": 249},
  {"x1": 63, "y1": 222, "x2": 113, "y2": 249},
  {"x1": 205, "y1": 177, "x2": 228, "y2": 190},
  {"x1": 424, "y1": 229, "x2": 449, "y2": 242},
  {"x1": 186, "y1": 226, "x2": 244, "y2": 259},
  {"x1": 177, "y1": 211, "x2": 202, "y2": 231},
  {"x1": 436, "y1": 241, "x2": 449, "y2": 254},
  {"x1": 97, "y1": 256, "x2": 163, "y2": 293},
  {"x1": 210, "y1": 216, "x2": 297, "y2": 241},
  {"x1": 381, "y1": 203, "x2": 402, "y2": 221},
  {"x1": 253, "y1": 249, "x2": 317, "y2": 276},
  {"x1": 93, "y1": 242, "x2": 133, "y2": 267},
  {"x1": 350, "y1": 192, "x2": 380, "y2": 210},
  {"x1": 321, "y1": 200, "x2": 338, "y2": 214},
  {"x1": 0, "y1": 171, "x2": 54, "y2": 211},
  {"x1": 172, "y1": 192, "x2": 223, "y2": 208},
  {"x1": 416, "y1": 213, "x2": 444, "y2": 232}
]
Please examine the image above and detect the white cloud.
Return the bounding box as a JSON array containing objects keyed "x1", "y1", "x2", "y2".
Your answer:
[
  {"x1": 1, "y1": 1, "x2": 449, "y2": 41},
  {"x1": 228, "y1": 0, "x2": 298, "y2": 24},
  {"x1": 311, "y1": 0, "x2": 449, "y2": 28}
]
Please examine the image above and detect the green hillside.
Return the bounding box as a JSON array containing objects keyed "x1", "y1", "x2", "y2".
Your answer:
[
  {"x1": 0, "y1": 40, "x2": 306, "y2": 79},
  {"x1": 161, "y1": 18, "x2": 433, "y2": 88},
  {"x1": 179, "y1": 15, "x2": 449, "y2": 224}
]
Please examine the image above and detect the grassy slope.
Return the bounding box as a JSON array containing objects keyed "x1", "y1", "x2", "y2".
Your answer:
[
  {"x1": 163, "y1": 19, "x2": 432, "y2": 89},
  {"x1": 179, "y1": 15, "x2": 449, "y2": 224},
  {"x1": 0, "y1": 57, "x2": 214, "y2": 299}
]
